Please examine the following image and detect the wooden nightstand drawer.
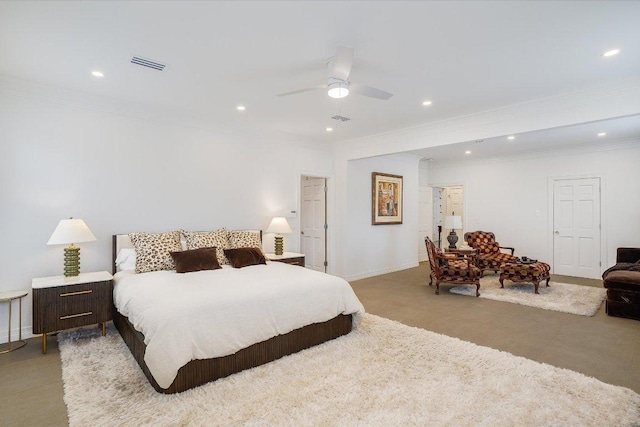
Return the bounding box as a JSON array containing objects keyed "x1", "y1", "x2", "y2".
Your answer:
[
  {"x1": 276, "y1": 257, "x2": 304, "y2": 266},
  {"x1": 33, "y1": 280, "x2": 113, "y2": 334},
  {"x1": 265, "y1": 253, "x2": 306, "y2": 267},
  {"x1": 32, "y1": 273, "x2": 114, "y2": 335},
  {"x1": 32, "y1": 271, "x2": 113, "y2": 353}
]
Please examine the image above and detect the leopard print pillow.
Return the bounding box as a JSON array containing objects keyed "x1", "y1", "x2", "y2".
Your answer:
[
  {"x1": 129, "y1": 231, "x2": 182, "y2": 274},
  {"x1": 181, "y1": 228, "x2": 230, "y2": 265},
  {"x1": 228, "y1": 230, "x2": 263, "y2": 254}
]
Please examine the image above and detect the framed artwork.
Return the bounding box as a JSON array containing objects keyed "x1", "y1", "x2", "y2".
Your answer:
[{"x1": 372, "y1": 172, "x2": 403, "y2": 225}]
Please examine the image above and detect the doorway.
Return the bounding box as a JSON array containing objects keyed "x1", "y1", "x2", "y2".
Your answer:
[
  {"x1": 428, "y1": 185, "x2": 465, "y2": 249},
  {"x1": 552, "y1": 177, "x2": 601, "y2": 279},
  {"x1": 300, "y1": 176, "x2": 327, "y2": 272}
]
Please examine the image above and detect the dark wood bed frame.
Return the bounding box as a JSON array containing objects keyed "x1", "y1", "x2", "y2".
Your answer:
[{"x1": 111, "y1": 234, "x2": 353, "y2": 394}]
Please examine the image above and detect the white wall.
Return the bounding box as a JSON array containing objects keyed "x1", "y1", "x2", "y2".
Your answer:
[
  {"x1": 0, "y1": 90, "x2": 334, "y2": 343},
  {"x1": 341, "y1": 153, "x2": 421, "y2": 281},
  {"x1": 427, "y1": 141, "x2": 640, "y2": 272}
]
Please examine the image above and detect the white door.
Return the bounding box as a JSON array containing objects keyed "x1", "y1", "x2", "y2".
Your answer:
[
  {"x1": 553, "y1": 178, "x2": 601, "y2": 278},
  {"x1": 300, "y1": 177, "x2": 326, "y2": 272},
  {"x1": 418, "y1": 185, "x2": 432, "y2": 261}
]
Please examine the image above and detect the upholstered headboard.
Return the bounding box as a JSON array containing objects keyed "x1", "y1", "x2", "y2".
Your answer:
[{"x1": 112, "y1": 234, "x2": 134, "y2": 275}]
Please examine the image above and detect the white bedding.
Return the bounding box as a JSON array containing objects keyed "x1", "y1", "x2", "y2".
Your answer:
[{"x1": 113, "y1": 262, "x2": 365, "y2": 389}]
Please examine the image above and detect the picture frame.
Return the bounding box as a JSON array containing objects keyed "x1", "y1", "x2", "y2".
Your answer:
[{"x1": 372, "y1": 172, "x2": 403, "y2": 225}]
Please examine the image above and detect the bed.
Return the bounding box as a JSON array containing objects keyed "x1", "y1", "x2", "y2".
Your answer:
[{"x1": 111, "y1": 233, "x2": 364, "y2": 394}]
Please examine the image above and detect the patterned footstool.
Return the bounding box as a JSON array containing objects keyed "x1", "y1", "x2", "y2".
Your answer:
[{"x1": 499, "y1": 261, "x2": 551, "y2": 294}]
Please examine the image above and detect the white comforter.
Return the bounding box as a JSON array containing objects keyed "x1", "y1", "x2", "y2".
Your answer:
[{"x1": 113, "y1": 262, "x2": 364, "y2": 389}]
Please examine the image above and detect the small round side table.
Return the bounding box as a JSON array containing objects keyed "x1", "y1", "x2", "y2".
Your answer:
[{"x1": 0, "y1": 290, "x2": 28, "y2": 354}]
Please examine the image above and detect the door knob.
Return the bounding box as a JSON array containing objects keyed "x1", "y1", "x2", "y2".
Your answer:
[
  {"x1": 554, "y1": 231, "x2": 559, "y2": 235},
  {"x1": 301, "y1": 231, "x2": 305, "y2": 235}
]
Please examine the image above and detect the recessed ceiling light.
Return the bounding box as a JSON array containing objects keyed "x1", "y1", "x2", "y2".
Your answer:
[
  {"x1": 326, "y1": 127, "x2": 333, "y2": 132},
  {"x1": 598, "y1": 132, "x2": 606, "y2": 137},
  {"x1": 91, "y1": 71, "x2": 104, "y2": 77},
  {"x1": 603, "y1": 49, "x2": 620, "y2": 57},
  {"x1": 422, "y1": 100, "x2": 432, "y2": 106},
  {"x1": 236, "y1": 105, "x2": 246, "y2": 111},
  {"x1": 507, "y1": 135, "x2": 515, "y2": 140},
  {"x1": 465, "y1": 150, "x2": 471, "y2": 155}
]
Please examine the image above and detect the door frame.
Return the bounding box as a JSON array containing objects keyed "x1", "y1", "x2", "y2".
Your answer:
[
  {"x1": 547, "y1": 174, "x2": 606, "y2": 276},
  {"x1": 428, "y1": 182, "x2": 467, "y2": 245},
  {"x1": 298, "y1": 171, "x2": 332, "y2": 274}
]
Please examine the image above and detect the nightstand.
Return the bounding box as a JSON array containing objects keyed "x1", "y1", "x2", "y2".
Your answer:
[
  {"x1": 32, "y1": 271, "x2": 114, "y2": 354},
  {"x1": 266, "y1": 252, "x2": 305, "y2": 267}
]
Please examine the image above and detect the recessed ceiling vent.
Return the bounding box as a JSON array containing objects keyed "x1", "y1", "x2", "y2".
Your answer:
[
  {"x1": 332, "y1": 115, "x2": 351, "y2": 122},
  {"x1": 131, "y1": 56, "x2": 166, "y2": 71}
]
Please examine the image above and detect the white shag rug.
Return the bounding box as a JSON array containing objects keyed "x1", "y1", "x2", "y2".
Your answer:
[
  {"x1": 59, "y1": 314, "x2": 640, "y2": 427},
  {"x1": 449, "y1": 276, "x2": 606, "y2": 316}
]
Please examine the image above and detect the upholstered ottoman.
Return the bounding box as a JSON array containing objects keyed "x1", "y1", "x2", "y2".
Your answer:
[
  {"x1": 603, "y1": 248, "x2": 640, "y2": 321},
  {"x1": 499, "y1": 261, "x2": 551, "y2": 294}
]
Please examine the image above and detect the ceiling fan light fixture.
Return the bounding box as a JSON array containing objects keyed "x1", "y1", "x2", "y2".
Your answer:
[{"x1": 327, "y1": 82, "x2": 349, "y2": 99}]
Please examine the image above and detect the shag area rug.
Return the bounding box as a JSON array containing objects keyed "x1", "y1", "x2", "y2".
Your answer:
[
  {"x1": 59, "y1": 314, "x2": 639, "y2": 427},
  {"x1": 449, "y1": 276, "x2": 606, "y2": 316}
]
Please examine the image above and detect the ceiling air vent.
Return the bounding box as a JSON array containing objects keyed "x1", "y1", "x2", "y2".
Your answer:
[
  {"x1": 130, "y1": 56, "x2": 166, "y2": 71},
  {"x1": 332, "y1": 115, "x2": 351, "y2": 122}
]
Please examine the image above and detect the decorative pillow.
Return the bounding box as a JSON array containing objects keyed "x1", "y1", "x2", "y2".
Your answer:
[
  {"x1": 129, "y1": 231, "x2": 182, "y2": 274},
  {"x1": 223, "y1": 248, "x2": 267, "y2": 269},
  {"x1": 181, "y1": 229, "x2": 230, "y2": 265},
  {"x1": 115, "y1": 248, "x2": 136, "y2": 271},
  {"x1": 228, "y1": 230, "x2": 263, "y2": 253},
  {"x1": 170, "y1": 247, "x2": 221, "y2": 273}
]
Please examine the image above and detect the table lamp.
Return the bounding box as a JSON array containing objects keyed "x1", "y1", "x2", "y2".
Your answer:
[
  {"x1": 47, "y1": 217, "x2": 96, "y2": 277},
  {"x1": 266, "y1": 217, "x2": 292, "y2": 256},
  {"x1": 444, "y1": 215, "x2": 463, "y2": 249}
]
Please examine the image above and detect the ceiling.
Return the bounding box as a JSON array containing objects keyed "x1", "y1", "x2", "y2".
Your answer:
[{"x1": 0, "y1": 1, "x2": 639, "y2": 145}]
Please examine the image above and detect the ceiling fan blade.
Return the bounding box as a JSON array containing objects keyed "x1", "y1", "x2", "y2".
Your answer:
[
  {"x1": 330, "y1": 46, "x2": 354, "y2": 80},
  {"x1": 276, "y1": 85, "x2": 326, "y2": 97},
  {"x1": 349, "y1": 83, "x2": 393, "y2": 100}
]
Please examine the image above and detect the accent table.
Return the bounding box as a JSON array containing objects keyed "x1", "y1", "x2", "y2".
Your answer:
[
  {"x1": 32, "y1": 271, "x2": 114, "y2": 354},
  {"x1": 0, "y1": 290, "x2": 28, "y2": 354}
]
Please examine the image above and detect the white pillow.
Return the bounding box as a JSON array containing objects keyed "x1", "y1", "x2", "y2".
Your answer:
[{"x1": 115, "y1": 248, "x2": 136, "y2": 271}]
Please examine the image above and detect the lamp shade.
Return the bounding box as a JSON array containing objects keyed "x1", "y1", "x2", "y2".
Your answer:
[
  {"x1": 47, "y1": 218, "x2": 96, "y2": 245},
  {"x1": 444, "y1": 215, "x2": 462, "y2": 230},
  {"x1": 266, "y1": 217, "x2": 292, "y2": 234}
]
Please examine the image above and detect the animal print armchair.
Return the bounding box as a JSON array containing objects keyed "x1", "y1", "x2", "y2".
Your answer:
[
  {"x1": 464, "y1": 231, "x2": 517, "y2": 275},
  {"x1": 424, "y1": 237, "x2": 480, "y2": 296}
]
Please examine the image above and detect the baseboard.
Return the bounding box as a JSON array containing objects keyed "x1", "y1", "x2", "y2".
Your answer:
[
  {"x1": 0, "y1": 325, "x2": 36, "y2": 345},
  {"x1": 345, "y1": 262, "x2": 419, "y2": 282}
]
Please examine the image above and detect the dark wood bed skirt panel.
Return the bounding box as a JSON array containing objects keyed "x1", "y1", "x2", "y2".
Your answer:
[{"x1": 113, "y1": 311, "x2": 353, "y2": 394}]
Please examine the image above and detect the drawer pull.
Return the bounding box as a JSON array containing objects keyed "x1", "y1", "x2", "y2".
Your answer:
[
  {"x1": 60, "y1": 290, "x2": 93, "y2": 297},
  {"x1": 60, "y1": 311, "x2": 93, "y2": 320}
]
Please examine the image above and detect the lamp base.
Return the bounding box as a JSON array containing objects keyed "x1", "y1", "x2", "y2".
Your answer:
[
  {"x1": 274, "y1": 235, "x2": 284, "y2": 256},
  {"x1": 447, "y1": 231, "x2": 459, "y2": 249},
  {"x1": 63, "y1": 244, "x2": 80, "y2": 277}
]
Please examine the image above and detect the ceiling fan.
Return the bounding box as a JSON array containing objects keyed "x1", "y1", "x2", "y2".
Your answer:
[{"x1": 277, "y1": 46, "x2": 393, "y2": 101}]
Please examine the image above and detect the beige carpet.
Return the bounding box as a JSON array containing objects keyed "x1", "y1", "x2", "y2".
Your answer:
[
  {"x1": 449, "y1": 276, "x2": 606, "y2": 316},
  {"x1": 59, "y1": 314, "x2": 639, "y2": 427}
]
